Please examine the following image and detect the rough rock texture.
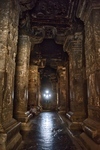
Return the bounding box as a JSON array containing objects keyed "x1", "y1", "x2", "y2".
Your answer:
[
  {"x1": 83, "y1": 8, "x2": 100, "y2": 145},
  {"x1": 14, "y1": 35, "x2": 31, "y2": 123},
  {"x1": 63, "y1": 31, "x2": 87, "y2": 129},
  {"x1": 0, "y1": 0, "x2": 100, "y2": 149},
  {"x1": 77, "y1": 0, "x2": 100, "y2": 149},
  {"x1": 0, "y1": 0, "x2": 22, "y2": 150}
]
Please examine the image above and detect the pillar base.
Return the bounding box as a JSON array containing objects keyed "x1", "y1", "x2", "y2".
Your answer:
[
  {"x1": 80, "y1": 132, "x2": 100, "y2": 150},
  {"x1": 21, "y1": 119, "x2": 33, "y2": 131},
  {"x1": 66, "y1": 111, "x2": 86, "y2": 130},
  {"x1": 15, "y1": 111, "x2": 33, "y2": 131},
  {"x1": 65, "y1": 118, "x2": 82, "y2": 130},
  {"x1": 82, "y1": 118, "x2": 100, "y2": 144},
  {"x1": 0, "y1": 119, "x2": 22, "y2": 150},
  {"x1": 58, "y1": 110, "x2": 66, "y2": 114},
  {"x1": 15, "y1": 111, "x2": 33, "y2": 122}
]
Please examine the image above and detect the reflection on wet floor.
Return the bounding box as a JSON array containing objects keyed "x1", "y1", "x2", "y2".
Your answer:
[{"x1": 21, "y1": 112, "x2": 78, "y2": 150}]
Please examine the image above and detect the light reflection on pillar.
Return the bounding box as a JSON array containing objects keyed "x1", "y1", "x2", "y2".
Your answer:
[{"x1": 40, "y1": 113, "x2": 53, "y2": 146}]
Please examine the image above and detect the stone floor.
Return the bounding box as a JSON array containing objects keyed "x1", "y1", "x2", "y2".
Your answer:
[{"x1": 21, "y1": 112, "x2": 80, "y2": 150}]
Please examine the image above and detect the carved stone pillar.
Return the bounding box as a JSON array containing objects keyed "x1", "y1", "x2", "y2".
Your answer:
[
  {"x1": 57, "y1": 66, "x2": 68, "y2": 113},
  {"x1": 28, "y1": 65, "x2": 38, "y2": 108},
  {"x1": 51, "y1": 80, "x2": 58, "y2": 110},
  {"x1": 64, "y1": 32, "x2": 86, "y2": 129},
  {"x1": 77, "y1": 0, "x2": 100, "y2": 148},
  {"x1": 14, "y1": 35, "x2": 31, "y2": 129},
  {"x1": 0, "y1": 1, "x2": 22, "y2": 149}
]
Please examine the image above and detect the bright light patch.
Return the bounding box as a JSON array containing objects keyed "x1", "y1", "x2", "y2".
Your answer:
[
  {"x1": 46, "y1": 90, "x2": 49, "y2": 94},
  {"x1": 43, "y1": 90, "x2": 52, "y2": 99},
  {"x1": 43, "y1": 94, "x2": 46, "y2": 97}
]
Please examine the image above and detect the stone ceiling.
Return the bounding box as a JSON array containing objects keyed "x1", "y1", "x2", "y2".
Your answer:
[
  {"x1": 19, "y1": 0, "x2": 79, "y2": 82},
  {"x1": 19, "y1": 0, "x2": 79, "y2": 29}
]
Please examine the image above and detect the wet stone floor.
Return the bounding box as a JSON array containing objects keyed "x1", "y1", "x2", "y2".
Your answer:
[{"x1": 21, "y1": 112, "x2": 78, "y2": 150}]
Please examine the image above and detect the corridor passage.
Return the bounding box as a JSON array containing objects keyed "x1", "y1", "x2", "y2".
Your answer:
[{"x1": 21, "y1": 112, "x2": 78, "y2": 150}]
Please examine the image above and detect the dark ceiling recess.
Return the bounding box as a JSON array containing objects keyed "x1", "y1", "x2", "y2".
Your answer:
[
  {"x1": 30, "y1": 39, "x2": 68, "y2": 89},
  {"x1": 39, "y1": 39, "x2": 67, "y2": 59},
  {"x1": 19, "y1": 0, "x2": 77, "y2": 88},
  {"x1": 30, "y1": 39, "x2": 68, "y2": 67},
  {"x1": 40, "y1": 65, "x2": 57, "y2": 92}
]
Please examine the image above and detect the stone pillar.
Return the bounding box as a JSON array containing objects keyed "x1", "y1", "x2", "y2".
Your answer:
[
  {"x1": 28, "y1": 65, "x2": 38, "y2": 108},
  {"x1": 14, "y1": 35, "x2": 31, "y2": 128},
  {"x1": 37, "y1": 72, "x2": 42, "y2": 109},
  {"x1": 63, "y1": 32, "x2": 86, "y2": 129},
  {"x1": 0, "y1": 0, "x2": 22, "y2": 149},
  {"x1": 56, "y1": 82, "x2": 59, "y2": 109},
  {"x1": 57, "y1": 66, "x2": 68, "y2": 113},
  {"x1": 66, "y1": 63, "x2": 69, "y2": 113},
  {"x1": 51, "y1": 80, "x2": 58, "y2": 110},
  {"x1": 77, "y1": 0, "x2": 100, "y2": 148}
]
